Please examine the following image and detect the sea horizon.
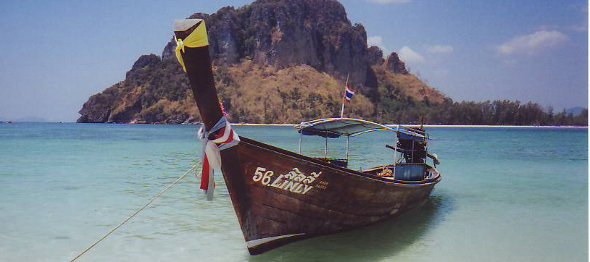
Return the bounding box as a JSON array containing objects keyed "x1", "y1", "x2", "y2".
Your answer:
[{"x1": 1, "y1": 121, "x2": 588, "y2": 129}]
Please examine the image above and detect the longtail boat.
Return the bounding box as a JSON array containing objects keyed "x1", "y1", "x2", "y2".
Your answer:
[{"x1": 173, "y1": 19, "x2": 442, "y2": 255}]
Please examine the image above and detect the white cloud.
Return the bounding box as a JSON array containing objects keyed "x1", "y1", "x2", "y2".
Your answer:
[
  {"x1": 497, "y1": 30, "x2": 568, "y2": 56},
  {"x1": 426, "y1": 45, "x2": 454, "y2": 54},
  {"x1": 366, "y1": 0, "x2": 410, "y2": 4},
  {"x1": 398, "y1": 46, "x2": 424, "y2": 64},
  {"x1": 367, "y1": 36, "x2": 388, "y2": 53}
]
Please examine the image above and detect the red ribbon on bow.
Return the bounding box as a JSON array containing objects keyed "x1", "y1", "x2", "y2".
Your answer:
[{"x1": 198, "y1": 118, "x2": 240, "y2": 200}]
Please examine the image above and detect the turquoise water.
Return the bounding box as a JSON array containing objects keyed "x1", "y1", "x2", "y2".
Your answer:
[{"x1": 0, "y1": 123, "x2": 587, "y2": 261}]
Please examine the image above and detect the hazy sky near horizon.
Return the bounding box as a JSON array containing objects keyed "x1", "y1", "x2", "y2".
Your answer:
[{"x1": 0, "y1": 0, "x2": 587, "y2": 121}]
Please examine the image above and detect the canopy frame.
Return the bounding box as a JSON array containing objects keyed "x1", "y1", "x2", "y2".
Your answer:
[
  {"x1": 295, "y1": 118, "x2": 427, "y2": 165},
  {"x1": 296, "y1": 118, "x2": 426, "y2": 139}
]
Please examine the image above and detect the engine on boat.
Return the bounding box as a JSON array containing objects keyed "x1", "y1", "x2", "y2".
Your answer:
[{"x1": 396, "y1": 127, "x2": 427, "y2": 164}]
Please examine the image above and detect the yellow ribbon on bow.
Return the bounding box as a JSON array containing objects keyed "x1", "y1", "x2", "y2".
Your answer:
[{"x1": 175, "y1": 21, "x2": 209, "y2": 72}]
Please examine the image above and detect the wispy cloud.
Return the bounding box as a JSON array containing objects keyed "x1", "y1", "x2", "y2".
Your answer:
[
  {"x1": 497, "y1": 30, "x2": 568, "y2": 56},
  {"x1": 537, "y1": 24, "x2": 586, "y2": 33},
  {"x1": 366, "y1": 0, "x2": 410, "y2": 5},
  {"x1": 426, "y1": 45, "x2": 454, "y2": 54},
  {"x1": 398, "y1": 46, "x2": 424, "y2": 64},
  {"x1": 367, "y1": 36, "x2": 389, "y2": 53},
  {"x1": 567, "y1": 24, "x2": 587, "y2": 32}
]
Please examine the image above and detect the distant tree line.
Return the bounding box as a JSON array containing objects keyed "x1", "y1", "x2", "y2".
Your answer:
[{"x1": 377, "y1": 99, "x2": 588, "y2": 126}]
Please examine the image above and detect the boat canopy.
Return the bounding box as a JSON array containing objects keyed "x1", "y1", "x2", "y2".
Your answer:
[{"x1": 296, "y1": 118, "x2": 426, "y2": 139}]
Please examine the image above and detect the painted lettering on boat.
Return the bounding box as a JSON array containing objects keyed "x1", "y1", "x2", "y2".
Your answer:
[
  {"x1": 253, "y1": 167, "x2": 322, "y2": 195},
  {"x1": 315, "y1": 180, "x2": 329, "y2": 190}
]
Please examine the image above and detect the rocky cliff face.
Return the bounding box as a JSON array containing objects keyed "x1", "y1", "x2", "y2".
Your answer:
[
  {"x1": 78, "y1": 0, "x2": 446, "y2": 124},
  {"x1": 161, "y1": 0, "x2": 371, "y2": 88}
]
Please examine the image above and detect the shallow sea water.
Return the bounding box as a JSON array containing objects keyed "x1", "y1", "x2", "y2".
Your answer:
[{"x1": 0, "y1": 123, "x2": 587, "y2": 261}]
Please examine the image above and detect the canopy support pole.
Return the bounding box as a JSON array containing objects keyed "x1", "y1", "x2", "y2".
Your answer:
[
  {"x1": 411, "y1": 138, "x2": 415, "y2": 163},
  {"x1": 393, "y1": 133, "x2": 399, "y2": 164},
  {"x1": 324, "y1": 131, "x2": 328, "y2": 159},
  {"x1": 345, "y1": 135, "x2": 350, "y2": 161},
  {"x1": 298, "y1": 133, "x2": 302, "y2": 154}
]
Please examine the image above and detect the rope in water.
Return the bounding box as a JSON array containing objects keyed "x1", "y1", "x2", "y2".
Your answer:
[{"x1": 70, "y1": 164, "x2": 197, "y2": 262}]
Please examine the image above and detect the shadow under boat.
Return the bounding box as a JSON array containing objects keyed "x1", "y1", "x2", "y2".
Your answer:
[{"x1": 248, "y1": 194, "x2": 453, "y2": 262}]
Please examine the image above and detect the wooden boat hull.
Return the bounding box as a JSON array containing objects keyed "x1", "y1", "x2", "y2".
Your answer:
[
  {"x1": 171, "y1": 19, "x2": 441, "y2": 255},
  {"x1": 220, "y1": 137, "x2": 441, "y2": 255}
]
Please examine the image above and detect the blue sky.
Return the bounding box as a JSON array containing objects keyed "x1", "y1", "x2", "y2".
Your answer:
[{"x1": 0, "y1": 0, "x2": 587, "y2": 121}]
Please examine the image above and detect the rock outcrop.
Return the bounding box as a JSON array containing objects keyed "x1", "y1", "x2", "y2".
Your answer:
[
  {"x1": 385, "y1": 52, "x2": 409, "y2": 75},
  {"x1": 367, "y1": 46, "x2": 385, "y2": 66}
]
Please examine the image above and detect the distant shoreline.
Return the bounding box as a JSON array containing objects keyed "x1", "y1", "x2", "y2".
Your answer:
[
  {"x1": 1, "y1": 121, "x2": 587, "y2": 128},
  {"x1": 400, "y1": 124, "x2": 588, "y2": 129},
  {"x1": 231, "y1": 124, "x2": 589, "y2": 129}
]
